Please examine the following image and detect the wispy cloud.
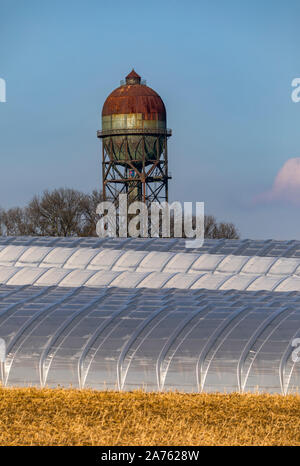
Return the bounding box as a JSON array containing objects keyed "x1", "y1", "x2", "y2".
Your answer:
[{"x1": 254, "y1": 158, "x2": 300, "y2": 205}]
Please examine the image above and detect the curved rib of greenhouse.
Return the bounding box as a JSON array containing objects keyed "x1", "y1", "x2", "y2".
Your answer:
[{"x1": 0, "y1": 236, "x2": 299, "y2": 394}]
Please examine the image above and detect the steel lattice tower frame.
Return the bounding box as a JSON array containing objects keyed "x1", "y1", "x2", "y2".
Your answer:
[{"x1": 97, "y1": 127, "x2": 172, "y2": 206}]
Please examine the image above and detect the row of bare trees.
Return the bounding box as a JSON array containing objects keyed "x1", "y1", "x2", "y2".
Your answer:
[
  {"x1": 0, "y1": 188, "x2": 239, "y2": 239},
  {"x1": 0, "y1": 189, "x2": 104, "y2": 237},
  {"x1": 203, "y1": 214, "x2": 239, "y2": 239}
]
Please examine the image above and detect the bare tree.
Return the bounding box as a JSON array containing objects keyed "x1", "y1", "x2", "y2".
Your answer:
[
  {"x1": 204, "y1": 215, "x2": 239, "y2": 239},
  {"x1": 1, "y1": 207, "x2": 30, "y2": 236},
  {"x1": 181, "y1": 214, "x2": 239, "y2": 239},
  {"x1": 204, "y1": 215, "x2": 217, "y2": 238},
  {"x1": 212, "y1": 221, "x2": 239, "y2": 239},
  {"x1": 162, "y1": 212, "x2": 240, "y2": 240},
  {"x1": 26, "y1": 188, "x2": 87, "y2": 236},
  {"x1": 80, "y1": 190, "x2": 105, "y2": 236},
  {"x1": 0, "y1": 189, "x2": 105, "y2": 238}
]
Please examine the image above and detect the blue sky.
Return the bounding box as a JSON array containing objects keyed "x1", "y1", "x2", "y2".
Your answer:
[{"x1": 1, "y1": 0, "x2": 300, "y2": 239}]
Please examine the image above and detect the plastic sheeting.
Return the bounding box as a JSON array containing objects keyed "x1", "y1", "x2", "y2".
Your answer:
[
  {"x1": 2, "y1": 235, "x2": 300, "y2": 257},
  {"x1": 0, "y1": 244, "x2": 300, "y2": 291},
  {"x1": 0, "y1": 237, "x2": 299, "y2": 393}
]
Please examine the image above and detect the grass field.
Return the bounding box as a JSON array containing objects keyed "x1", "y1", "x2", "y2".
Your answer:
[{"x1": 0, "y1": 387, "x2": 299, "y2": 446}]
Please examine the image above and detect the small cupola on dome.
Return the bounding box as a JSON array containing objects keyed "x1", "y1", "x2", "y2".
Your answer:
[{"x1": 125, "y1": 69, "x2": 141, "y2": 85}]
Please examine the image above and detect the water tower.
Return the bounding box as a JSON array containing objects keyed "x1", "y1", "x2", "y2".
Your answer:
[{"x1": 97, "y1": 69, "x2": 172, "y2": 206}]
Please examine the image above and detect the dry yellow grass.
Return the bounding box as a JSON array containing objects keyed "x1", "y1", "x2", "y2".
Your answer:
[{"x1": 0, "y1": 387, "x2": 299, "y2": 446}]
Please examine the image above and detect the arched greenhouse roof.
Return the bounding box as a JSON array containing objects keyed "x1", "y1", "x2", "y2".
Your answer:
[{"x1": 0, "y1": 236, "x2": 299, "y2": 394}]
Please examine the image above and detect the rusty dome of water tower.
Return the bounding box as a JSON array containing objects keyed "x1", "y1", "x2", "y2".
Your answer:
[{"x1": 102, "y1": 69, "x2": 166, "y2": 129}]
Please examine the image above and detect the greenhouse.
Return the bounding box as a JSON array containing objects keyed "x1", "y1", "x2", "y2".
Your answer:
[{"x1": 0, "y1": 236, "x2": 299, "y2": 394}]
